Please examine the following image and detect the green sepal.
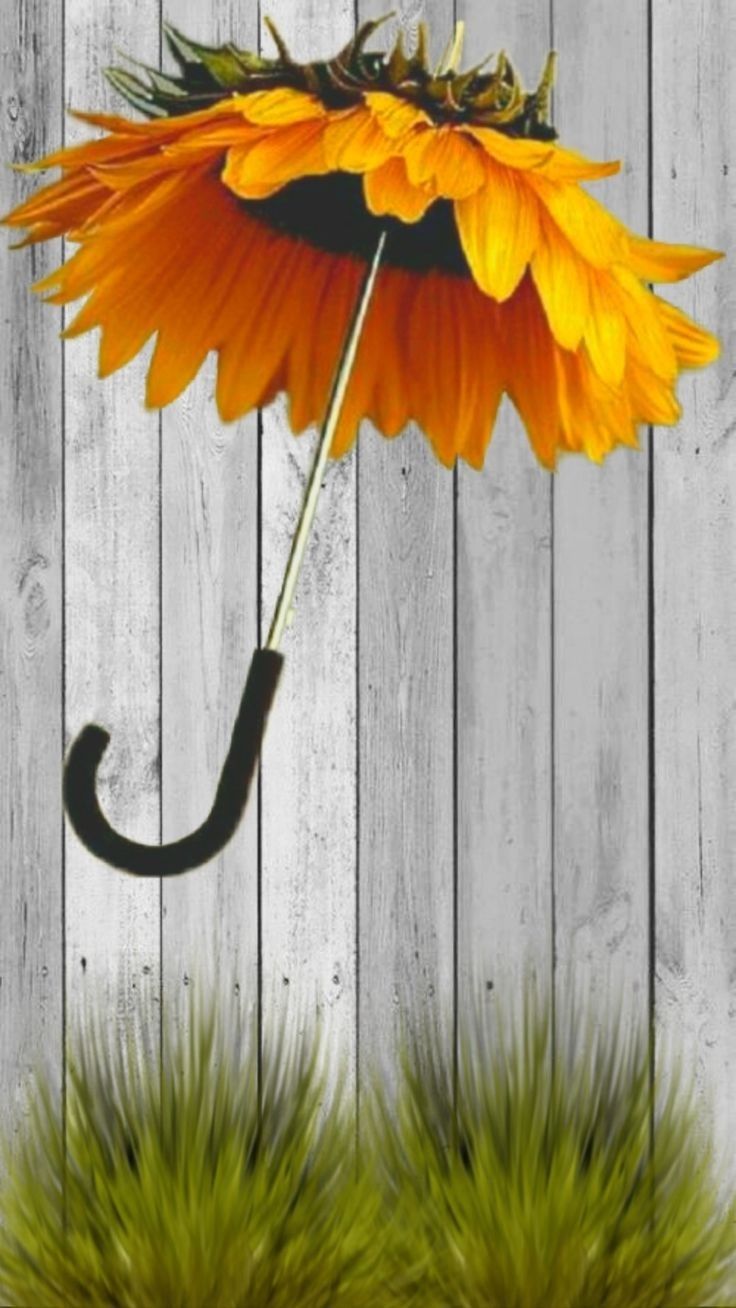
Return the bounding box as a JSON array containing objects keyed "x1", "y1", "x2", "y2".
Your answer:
[
  {"x1": 104, "y1": 67, "x2": 169, "y2": 117},
  {"x1": 102, "y1": 14, "x2": 559, "y2": 140},
  {"x1": 163, "y1": 24, "x2": 276, "y2": 89}
]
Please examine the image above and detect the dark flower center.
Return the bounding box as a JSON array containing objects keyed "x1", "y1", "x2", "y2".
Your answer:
[{"x1": 242, "y1": 172, "x2": 472, "y2": 277}]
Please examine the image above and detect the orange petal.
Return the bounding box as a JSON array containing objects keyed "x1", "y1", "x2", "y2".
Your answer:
[
  {"x1": 70, "y1": 101, "x2": 239, "y2": 137},
  {"x1": 363, "y1": 156, "x2": 435, "y2": 222},
  {"x1": 286, "y1": 251, "x2": 359, "y2": 433},
  {"x1": 455, "y1": 158, "x2": 539, "y2": 301},
  {"x1": 222, "y1": 119, "x2": 328, "y2": 198},
  {"x1": 146, "y1": 191, "x2": 264, "y2": 407},
  {"x1": 215, "y1": 230, "x2": 307, "y2": 421},
  {"x1": 2, "y1": 171, "x2": 109, "y2": 242},
  {"x1": 330, "y1": 263, "x2": 393, "y2": 458},
  {"x1": 24, "y1": 131, "x2": 158, "y2": 173},
  {"x1": 459, "y1": 289, "x2": 506, "y2": 468},
  {"x1": 88, "y1": 135, "x2": 231, "y2": 190},
  {"x1": 35, "y1": 102, "x2": 242, "y2": 168},
  {"x1": 360, "y1": 267, "x2": 414, "y2": 440},
  {"x1": 401, "y1": 126, "x2": 486, "y2": 199},
  {"x1": 408, "y1": 272, "x2": 504, "y2": 468},
  {"x1": 404, "y1": 272, "x2": 457, "y2": 465},
  {"x1": 503, "y1": 277, "x2": 562, "y2": 468},
  {"x1": 627, "y1": 235, "x2": 724, "y2": 283}
]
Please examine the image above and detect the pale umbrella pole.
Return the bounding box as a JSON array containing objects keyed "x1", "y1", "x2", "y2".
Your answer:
[
  {"x1": 63, "y1": 230, "x2": 388, "y2": 876},
  {"x1": 267, "y1": 228, "x2": 387, "y2": 650}
]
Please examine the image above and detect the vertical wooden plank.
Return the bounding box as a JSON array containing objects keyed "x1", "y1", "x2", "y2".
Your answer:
[
  {"x1": 456, "y1": 1, "x2": 553, "y2": 1022},
  {"x1": 552, "y1": 0, "x2": 650, "y2": 1024},
  {"x1": 0, "y1": 0, "x2": 63, "y2": 1142},
  {"x1": 160, "y1": 3, "x2": 260, "y2": 1048},
  {"x1": 357, "y1": 1, "x2": 455, "y2": 1088},
  {"x1": 64, "y1": 3, "x2": 161, "y2": 1041},
  {"x1": 260, "y1": 1, "x2": 359, "y2": 1076},
  {"x1": 653, "y1": 0, "x2": 736, "y2": 1177}
]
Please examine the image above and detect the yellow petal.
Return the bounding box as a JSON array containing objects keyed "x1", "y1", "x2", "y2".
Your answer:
[
  {"x1": 456, "y1": 159, "x2": 539, "y2": 301},
  {"x1": 222, "y1": 120, "x2": 328, "y2": 199},
  {"x1": 322, "y1": 105, "x2": 395, "y2": 171},
  {"x1": 233, "y1": 88, "x2": 326, "y2": 125},
  {"x1": 612, "y1": 266, "x2": 678, "y2": 381},
  {"x1": 401, "y1": 126, "x2": 485, "y2": 199},
  {"x1": 526, "y1": 173, "x2": 628, "y2": 268},
  {"x1": 462, "y1": 124, "x2": 555, "y2": 171},
  {"x1": 539, "y1": 146, "x2": 621, "y2": 183},
  {"x1": 530, "y1": 218, "x2": 590, "y2": 350},
  {"x1": 363, "y1": 156, "x2": 435, "y2": 222},
  {"x1": 583, "y1": 272, "x2": 627, "y2": 387},
  {"x1": 627, "y1": 235, "x2": 724, "y2": 283},
  {"x1": 364, "y1": 91, "x2": 430, "y2": 139},
  {"x1": 656, "y1": 298, "x2": 721, "y2": 368},
  {"x1": 626, "y1": 356, "x2": 682, "y2": 425}
]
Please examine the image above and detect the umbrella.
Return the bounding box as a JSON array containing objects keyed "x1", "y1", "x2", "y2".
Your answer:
[{"x1": 3, "y1": 15, "x2": 721, "y2": 877}]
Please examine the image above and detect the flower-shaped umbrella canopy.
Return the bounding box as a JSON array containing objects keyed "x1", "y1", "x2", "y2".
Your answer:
[{"x1": 4, "y1": 16, "x2": 721, "y2": 877}]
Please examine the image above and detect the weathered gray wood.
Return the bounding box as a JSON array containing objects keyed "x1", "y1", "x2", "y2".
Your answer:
[
  {"x1": 160, "y1": 2, "x2": 260, "y2": 1052},
  {"x1": 2, "y1": 0, "x2": 735, "y2": 1187},
  {"x1": 456, "y1": 1, "x2": 554, "y2": 1027},
  {"x1": 64, "y1": 4, "x2": 161, "y2": 1044},
  {"x1": 653, "y1": 0, "x2": 736, "y2": 1178},
  {"x1": 357, "y1": 0, "x2": 455, "y2": 1089},
  {"x1": 551, "y1": 0, "x2": 651, "y2": 1028},
  {"x1": 259, "y1": 1, "x2": 359, "y2": 1079},
  {"x1": 0, "y1": 0, "x2": 64, "y2": 1145}
]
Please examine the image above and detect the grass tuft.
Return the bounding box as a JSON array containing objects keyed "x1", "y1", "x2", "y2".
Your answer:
[
  {"x1": 0, "y1": 1000, "x2": 378, "y2": 1307},
  {"x1": 0, "y1": 990, "x2": 734, "y2": 1306},
  {"x1": 371, "y1": 995, "x2": 736, "y2": 1307}
]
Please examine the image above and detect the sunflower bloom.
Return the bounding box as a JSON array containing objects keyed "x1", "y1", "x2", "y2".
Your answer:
[{"x1": 4, "y1": 17, "x2": 722, "y2": 469}]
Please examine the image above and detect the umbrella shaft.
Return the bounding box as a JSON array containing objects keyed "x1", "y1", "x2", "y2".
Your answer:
[{"x1": 265, "y1": 229, "x2": 387, "y2": 652}]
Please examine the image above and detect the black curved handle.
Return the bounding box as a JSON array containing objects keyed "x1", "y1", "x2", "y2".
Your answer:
[{"x1": 63, "y1": 649, "x2": 284, "y2": 876}]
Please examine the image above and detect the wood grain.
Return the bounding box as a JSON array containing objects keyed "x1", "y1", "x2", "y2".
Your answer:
[
  {"x1": 551, "y1": 0, "x2": 651, "y2": 1029},
  {"x1": 456, "y1": 0, "x2": 554, "y2": 1029},
  {"x1": 63, "y1": 2, "x2": 161, "y2": 1048},
  {"x1": 0, "y1": 0, "x2": 64, "y2": 1148},
  {"x1": 357, "y1": 0, "x2": 455, "y2": 1091},
  {"x1": 259, "y1": 0, "x2": 360, "y2": 1084},
  {"x1": 652, "y1": 0, "x2": 736, "y2": 1179},
  {"x1": 160, "y1": 1, "x2": 260, "y2": 1055}
]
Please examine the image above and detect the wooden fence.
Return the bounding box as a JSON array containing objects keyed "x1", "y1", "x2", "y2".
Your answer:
[{"x1": 1, "y1": 0, "x2": 734, "y2": 1171}]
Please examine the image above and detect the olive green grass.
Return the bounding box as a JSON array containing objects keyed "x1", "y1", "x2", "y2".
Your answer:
[
  {"x1": 0, "y1": 1000, "x2": 380, "y2": 1308},
  {"x1": 367, "y1": 994, "x2": 736, "y2": 1308},
  {"x1": 1, "y1": 991, "x2": 735, "y2": 1307}
]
